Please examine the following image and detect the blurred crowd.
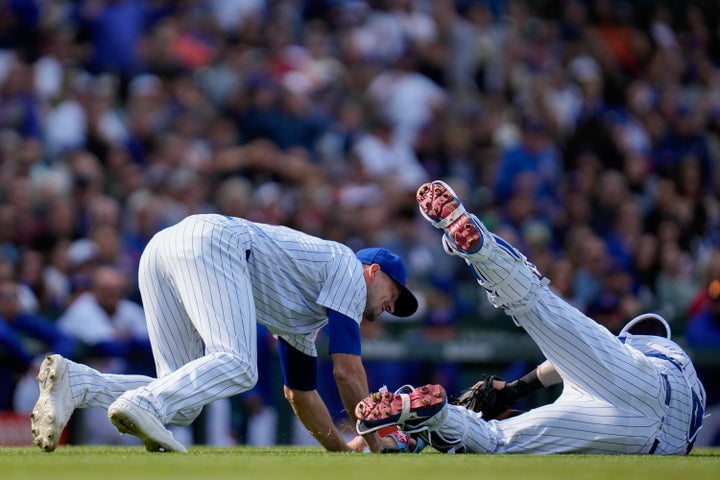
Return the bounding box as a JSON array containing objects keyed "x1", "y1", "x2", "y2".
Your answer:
[{"x1": 1, "y1": 0, "x2": 720, "y2": 446}]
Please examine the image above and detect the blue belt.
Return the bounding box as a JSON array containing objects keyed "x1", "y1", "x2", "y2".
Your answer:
[{"x1": 644, "y1": 352, "x2": 684, "y2": 371}]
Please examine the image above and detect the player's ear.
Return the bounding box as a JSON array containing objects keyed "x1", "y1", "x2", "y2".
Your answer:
[{"x1": 363, "y1": 263, "x2": 381, "y2": 281}]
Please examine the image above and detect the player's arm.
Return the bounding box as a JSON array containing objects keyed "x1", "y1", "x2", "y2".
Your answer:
[
  {"x1": 494, "y1": 360, "x2": 561, "y2": 390},
  {"x1": 284, "y1": 385, "x2": 351, "y2": 451},
  {"x1": 491, "y1": 360, "x2": 562, "y2": 398},
  {"x1": 277, "y1": 338, "x2": 354, "y2": 452},
  {"x1": 327, "y1": 310, "x2": 383, "y2": 453},
  {"x1": 456, "y1": 360, "x2": 563, "y2": 419},
  {"x1": 535, "y1": 360, "x2": 562, "y2": 386},
  {"x1": 330, "y1": 353, "x2": 381, "y2": 452}
]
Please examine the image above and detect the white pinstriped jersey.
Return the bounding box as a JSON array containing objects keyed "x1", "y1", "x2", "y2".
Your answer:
[{"x1": 158, "y1": 214, "x2": 367, "y2": 357}]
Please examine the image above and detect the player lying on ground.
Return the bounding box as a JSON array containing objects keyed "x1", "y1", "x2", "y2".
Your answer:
[
  {"x1": 375, "y1": 327, "x2": 663, "y2": 452},
  {"x1": 31, "y1": 214, "x2": 419, "y2": 453},
  {"x1": 359, "y1": 180, "x2": 706, "y2": 455}
]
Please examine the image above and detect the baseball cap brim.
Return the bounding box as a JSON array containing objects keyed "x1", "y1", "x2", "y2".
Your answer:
[{"x1": 392, "y1": 285, "x2": 419, "y2": 317}]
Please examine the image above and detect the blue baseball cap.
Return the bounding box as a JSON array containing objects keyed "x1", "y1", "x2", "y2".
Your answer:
[{"x1": 356, "y1": 248, "x2": 418, "y2": 317}]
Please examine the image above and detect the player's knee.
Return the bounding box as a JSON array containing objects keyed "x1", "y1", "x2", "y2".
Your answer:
[{"x1": 207, "y1": 350, "x2": 258, "y2": 390}]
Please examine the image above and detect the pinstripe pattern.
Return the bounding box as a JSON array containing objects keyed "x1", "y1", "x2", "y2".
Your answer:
[
  {"x1": 430, "y1": 230, "x2": 705, "y2": 455},
  {"x1": 66, "y1": 360, "x2": 154, "y2": 410},
  {"x1": 62, "y1": 214, "x2": 367, "y2": 426},
  {"x1": 127, "y1": 214, "x2": 366, "y2": 423}
]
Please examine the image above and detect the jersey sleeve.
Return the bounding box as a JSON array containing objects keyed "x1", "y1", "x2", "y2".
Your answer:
[
  {"x1": 327, "y1": 309, "x2": 361, "y2": 355},
  {"x1": 316, "y1": 252, "x2": 366, "y2": 321}
]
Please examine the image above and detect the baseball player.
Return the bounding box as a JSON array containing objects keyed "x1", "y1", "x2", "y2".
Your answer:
[
  {"x1": 356, "y1": 180, "x2": 706, "y2": 455},
  {"x1": 31, "y1": 213, "x2": 418, "y2": 453}
]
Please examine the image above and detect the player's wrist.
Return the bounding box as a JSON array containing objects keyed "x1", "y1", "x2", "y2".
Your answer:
[{"x1": 503, "y1": 369, "x2": 543, "y2": 402}]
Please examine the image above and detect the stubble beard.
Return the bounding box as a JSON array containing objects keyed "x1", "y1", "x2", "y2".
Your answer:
[{"x1": 363, "y1": 306, "x2": 377, "y2": 322}]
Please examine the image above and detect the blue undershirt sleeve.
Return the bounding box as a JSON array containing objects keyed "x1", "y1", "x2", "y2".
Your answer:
[{"x1": 327, "y1": 309, "x2": 361, "y2": 355}]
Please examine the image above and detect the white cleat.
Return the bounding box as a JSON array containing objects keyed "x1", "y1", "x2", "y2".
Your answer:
[
  {"x1": 108, "y1": 399, "x2": 188, "y2": 453},
  {"x1": 31, "y1": 354, "x2": 74, "y2": 452}
]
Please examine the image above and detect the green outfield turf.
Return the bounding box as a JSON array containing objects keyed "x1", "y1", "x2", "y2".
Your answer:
[{"x1": 1, "y1": 446, "x2": 718, "y2": 480}]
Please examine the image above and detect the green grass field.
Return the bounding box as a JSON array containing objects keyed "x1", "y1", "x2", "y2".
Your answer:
[{"x1": 1, "y1": 446, "x2": 718, "y2": 480}]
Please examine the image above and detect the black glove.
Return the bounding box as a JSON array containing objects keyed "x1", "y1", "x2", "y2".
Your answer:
[{"x1": 451, "y1": 374, "x2": 532, "y2": 420}]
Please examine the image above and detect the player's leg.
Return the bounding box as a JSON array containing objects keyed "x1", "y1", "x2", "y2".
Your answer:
[
  {"x1": 31, "y1": 354, "x2": 154, "y2": 452},
  {"x1": 107, "y1": 220, "x2": 250, "y2": 452},
  {"x1": 357, "y1": 384, "x2": 657, "y2": 454},
  {"x1": 102, "y1": 224, "x2": 201, "y2": 452},
  {"x1": 417, "y1": 181, "x2": 662, "y2": 411},
  {"x1": 129, "y1": 228, "x2": 206, "y2": 426},
  {"x1": 423, "y1": 391, "x2": 658, "y2": 454},
  {"x1": 356, "y1": 379, "x2": 659, "y2": 454},
  {"x1": 508, "y1": 290, "x2": 665, "y2": 416},
  {"x1": 114, "y1": 218, "x2": 258, "y2": 429}
]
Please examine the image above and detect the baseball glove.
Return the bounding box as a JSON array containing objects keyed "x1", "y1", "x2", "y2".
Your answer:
[{"x1": 451, "y1": 374, "x2": 524, "y2": 420}]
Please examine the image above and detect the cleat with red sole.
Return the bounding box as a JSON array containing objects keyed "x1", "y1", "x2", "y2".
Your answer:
[
  {"x1": 356, "y1": 384, "x2": 447, "y2": 435},
  {"x1": 416, "y1": 181, "x2": 484, "y2": 254}
]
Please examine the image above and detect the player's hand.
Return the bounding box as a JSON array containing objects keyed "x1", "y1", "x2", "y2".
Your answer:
[
  {"x1": 453, "y1": 375, "x2": 525, "y2": 420},
  {"x1": 347, "y1": 435, "x2": 370, "y2": 452}
]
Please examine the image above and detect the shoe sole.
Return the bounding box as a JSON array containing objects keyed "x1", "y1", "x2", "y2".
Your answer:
[
  {"x1": 416, "y1": 182, "x2": 482, "y2": 253},
  {"x1": 108, "y1": 403, "x2": 187, "y2": 453},
  {"x1": 356, "y1": 384, "x2": 446, "y2": 429},
  {"x1": 31, "y1": 355, "x2": 71, "y2": 452}
]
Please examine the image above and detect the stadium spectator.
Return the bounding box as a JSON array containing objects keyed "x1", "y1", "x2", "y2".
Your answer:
[
  {"x1": 352, "y1": 113, "x2": 429, "y2": 194},
  {"x1": 56, "y1": 264, "x2": 152, "y2": 444},
  {"x1": 655, "y1": 240, "x2": 700, "y2": 332},
  {"x1": 0, "y1": 57, "x2": 42, "y2": 139},
  {"x1": 493, "y1": 117, "x2": 562, "y2": 218},
  {"x1": 74, "y1": 0, "x2": 171, "y2": 79},
  {"x1": 686, "y1": 277, "x2": 720, "y2": 447},
  {"x1": 0, "y1": 278, "x2": 77, "y2": 411}
]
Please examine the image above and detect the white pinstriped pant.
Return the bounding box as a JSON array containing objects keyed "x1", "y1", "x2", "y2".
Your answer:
[
  {"x1": 66, "y1": 217, "x2": 258, "y2": 425},
  {"x1": 433, "y1": 232, "x2": 700, "y2": 454}
]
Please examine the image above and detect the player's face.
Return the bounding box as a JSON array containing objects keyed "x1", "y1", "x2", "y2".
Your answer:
[{"x1": 362, "y1": 266, "x2": 402, "y2": 322}]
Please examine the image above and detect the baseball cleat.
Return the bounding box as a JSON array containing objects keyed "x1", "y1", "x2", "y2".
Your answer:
[
  {"x1": 108, "y1": 399, "x2": 188, "y2": 453},
  {"x1": 31, "y1": 354, "x2": 75, "y2": 452},
  {"x1": 416, "y1": 181, "x2": 484, "y2": 253},
  {"x1": 355, "y1": 384, "x2": 447, "y2": 435}
]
